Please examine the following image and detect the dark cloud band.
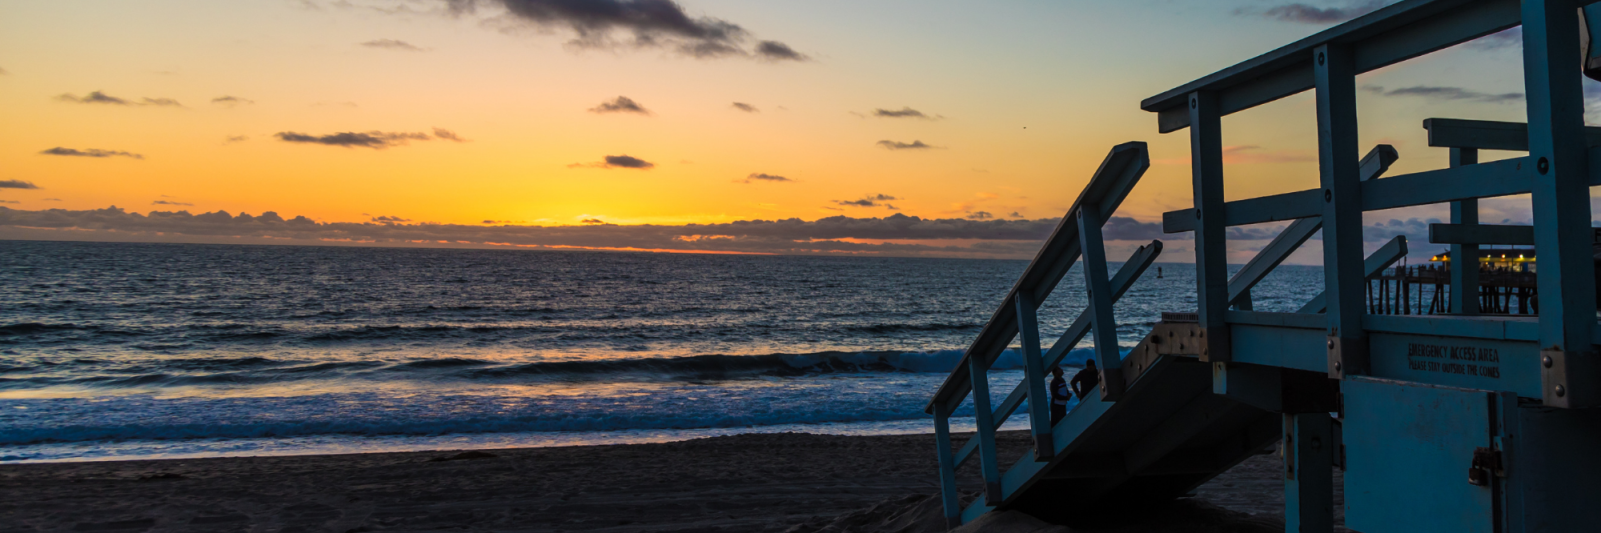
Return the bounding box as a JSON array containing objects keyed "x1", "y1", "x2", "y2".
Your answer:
[{"x1": 40, "y1": 147, "x2": 144, "y2": 159}]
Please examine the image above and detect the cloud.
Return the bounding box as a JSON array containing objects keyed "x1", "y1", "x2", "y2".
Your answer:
[
  {"x1": 755, "y1": 40, "x2": 807, "y2": 61},
  {"x1": 0, "y1": 200, "x2": 16, "y2": 204},
  {"x1": 968, "y1": 211, "x2": 993, "y2": 220},
  {"x1": 741, "y1": 173, "x2": 791, "y2": 183},
  {"x1": 873, "y1": 107, "x2": 936, "y2": 119},
  {"x1": 362, "y1": 38, "x2": 427, "y2": 51},
  {"x1": 224, "y1": 135, "x2": 250, "y2": 144},
  {"x1": 731, "y1": 102, "x2": 758, "y2": 113},
  {"x1": 274, "y1": 130, "x2": 440, "y2": 149},
  {"x1": 877, "y1": 140, "x2": 935, "y2": 150},
  {"x1": 580, "y1": 218, "x2": 606, "y2": 224},
  {"x1": 0, "y1": 180, "x2": 40, "y2": 190},
  {"x1": 152, "y1": 200, "x2": 193, "y2": 206},
  {"x1": 55, "y1": 91, "x2": 183, "y2": 107},
  {"x1": 1101, "y1": 216, "x2": 1171, "y2": 241},
  {"x1": 42, "y1": 198, "x2": 61, "y2": 201},
  {"x1": 589, "y1": 96, "x2": 650, "y2": 115},
  {"x1": 39, "y1": 147, "x2": 144, "y2": 159},
  {"x1": 603, "y1": 155, "x2": 653, "y2": 169},
  {"x1": 371, "y1": 215, "x2": 411, "y2": 223},
  {"x1": 1244, "y1": 1, "x2": 1385, "y2": 24},
  {"x1": 835, "y1": 194, "x2": 899, "y2": 208},
  {"x1": 0, "y1": 207, "x2": 1120, "y2": 258},
  {"x1": 1008, "y1": 212, "x2": 1024, "y2": 218},
  {"x1": 438, "y1": 0, "x2": 803, "y2": 62},
  {"x1": 1363, "y1": 85, "x2": 1523, "y2": 104},
  {"x1": 432, "y1": 128, "x2": 468, "y2": 142},
  {"x1": 572, "y1": 154, "x2": 655, "y2": 169},
  {"x1": 56, "y1": 91, "x2": 129, "y2": 105},
  {"x1": 212, "y1": 95, "x2": 254, "y2": 107}
]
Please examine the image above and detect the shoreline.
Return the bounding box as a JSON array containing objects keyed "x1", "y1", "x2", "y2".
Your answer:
[{"x1": 0, "y1": 430, "x2": 1340, "y2": 532}]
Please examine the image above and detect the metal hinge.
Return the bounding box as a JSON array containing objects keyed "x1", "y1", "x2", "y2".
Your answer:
[{"x1": 1468, "y1": 447, "x2": 1503, "y2": 486}]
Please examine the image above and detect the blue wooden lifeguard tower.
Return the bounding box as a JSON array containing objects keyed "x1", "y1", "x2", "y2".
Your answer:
[{"x1": 928, "y1": 1, "x2": 1601, "y2": 531}]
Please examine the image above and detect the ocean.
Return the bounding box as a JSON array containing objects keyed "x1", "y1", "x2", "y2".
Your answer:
[{"x1": 0, "y1": 241, "x2": 1320, "y2": 462}]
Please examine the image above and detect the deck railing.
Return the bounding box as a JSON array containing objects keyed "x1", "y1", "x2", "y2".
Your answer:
[{"x1": 924, "y1": 142, "x2": 1159, "y2": 527}]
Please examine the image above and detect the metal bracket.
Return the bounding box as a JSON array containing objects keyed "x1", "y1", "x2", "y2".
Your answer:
[
  {"x1": 1538, "y1": 347, "x2": 1598, "y2": 408},
  {"x1": 1327, "y1": 335, "x2": 1370, "y2": 379}
]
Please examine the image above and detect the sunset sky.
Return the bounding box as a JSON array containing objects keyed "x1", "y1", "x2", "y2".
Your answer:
[{"x1": 0, "y1": 0, "x2": 1581, "y2": 261}]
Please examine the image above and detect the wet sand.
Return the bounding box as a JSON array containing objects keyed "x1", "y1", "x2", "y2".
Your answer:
[{"x1": 0, "y1": 431, "x2": 1339, "y2": 532}]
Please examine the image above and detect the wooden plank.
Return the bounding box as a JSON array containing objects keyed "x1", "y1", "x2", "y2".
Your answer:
[
  {"x1": 1145, "y1": 0, "x2": 1519, "y2": 132},
  {"x1": 1014, "y1": 293, "x2": 1054, "y2": 459},
  {"x1": 1163, "y1": 155, "x2": 1544, "y2": 233},
  {"x1": 1191, "y1": 91, "x2": 1232, "y2": 362},
  {"x1": 931, "y1": 404, "x2": 961, "y2": 529},
  {"x1": 1078, "y1": 202, "x2": 1125, "y2": 400},
  {"x1": 968, "y1": 355, "x2": 1003, "y2": 503},
  {"x1": 1424, "y1": 118, "x2": 1601, "y2": 151},
  {"x1": 1317, "y1": 42, "x2": 1368, "y2": 379},
  {"x1": 1524, "y1": 0, "x2": 1600, "y2": 408},
  {"x1": 1450, "y1": 148, "x2": 1481, "y2": 315}
]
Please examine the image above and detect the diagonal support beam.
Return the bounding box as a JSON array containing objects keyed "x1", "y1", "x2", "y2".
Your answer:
[
  {"x1": 1297, "y1": 236, "x2": 1408, "y2": 314},
  {"x1": 1226, "y1": 145, "x2": 1398, "y2": 310}
]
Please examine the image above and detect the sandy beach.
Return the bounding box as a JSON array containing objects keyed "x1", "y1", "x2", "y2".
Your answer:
[{"x1": 0, "y1": 431, "x2": 1341, "y2": 533}]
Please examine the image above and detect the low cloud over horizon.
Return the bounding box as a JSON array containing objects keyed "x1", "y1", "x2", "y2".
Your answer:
[
  {"x1": 0, "y1": 206, "x2": 1106, "y2": 258},
  {"x1": 0, "y1": 205, "x2": 1466, "y2": 261}
]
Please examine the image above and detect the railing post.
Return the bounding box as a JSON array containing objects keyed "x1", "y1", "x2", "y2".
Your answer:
[
  {"x1": 1077, "y1": 202, "x2": 1125, "y2": 400},
  {"x1": 1015, "y1": 293, "x2": 1055, "y2": 460},
  {"x1": 967, "y1": 354, "x2": 1004, "y2": 504},
  {"x1": 932, "y1": 403, "x2": 962, "y2": 530},
  {"x1": 1189, "y1": 90, "x2": 1232, "y2": 363},
  {"x1": 1449, "y1": 146, "x2": 1480, "y2": 315},
  {"x1": 1284, "y1": 413, "x2": 1334, "y2": 533},
  {"x1": 1315, "y1": 43, "x2": 1367, "y2": 381},
  {"x1": 1523, "y1": 0, "x2": 1599, "y2": 408}
]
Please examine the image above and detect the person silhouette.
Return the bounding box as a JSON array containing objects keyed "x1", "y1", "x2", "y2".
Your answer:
[{"x1": 1071, "y1": 359, "x2": 1101, "y2": 400}]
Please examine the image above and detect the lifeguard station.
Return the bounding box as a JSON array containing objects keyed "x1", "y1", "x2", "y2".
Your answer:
[{"x1": 927, "y1": 1, "x2": 1601, "y2": 531}]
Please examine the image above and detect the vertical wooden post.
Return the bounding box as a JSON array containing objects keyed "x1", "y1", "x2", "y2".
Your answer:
[
  {"x1": 1284, "y1": 413, "x2": 1334, "y2": 533},
  {"x1": 1315, "y1": 43, "x2": 1367, "y2": 379},
  {"x1": 1449, "y1": 148, "x2": 1480, "y2": 315},
  {"x1": 1078, "y1": 203, "x2": 1125, "y2": 401},
  {"x1": 1015, "y1": 293, "x2": 1055, "y2": 460},
  {"x1": 967, "y1": 355, "x2": 1004, "y2": 504},
  {"x1": 932, "y1": 404, "x2": 962, "y2": 530},
  {"x1": 1190, "y1": 90, "x2": 1233, "y2": 362},
  {"x1": 1523, "y1": 0, "x2": 1599, "y2": 408}
]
